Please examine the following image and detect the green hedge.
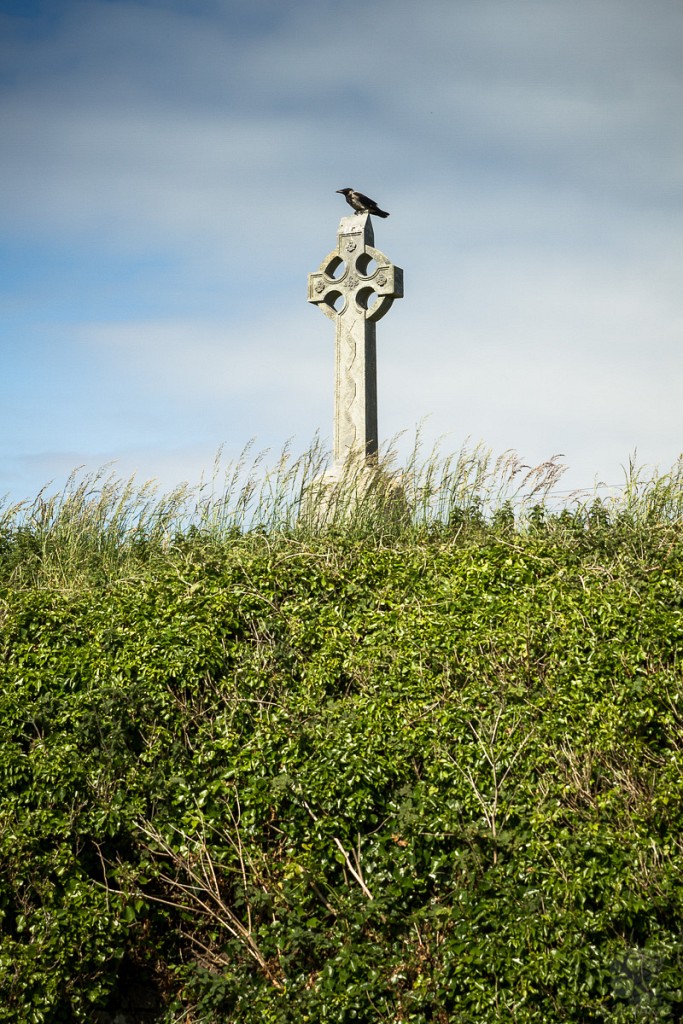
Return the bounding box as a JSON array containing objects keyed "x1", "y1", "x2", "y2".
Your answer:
[{"x1": 1, "y1": 516, "x2": 683, "y2": 1021}]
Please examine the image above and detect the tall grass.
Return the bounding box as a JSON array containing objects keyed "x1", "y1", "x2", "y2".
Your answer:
[{"x1": 1, "y1": 434, "x2": 682, "y2": 590}]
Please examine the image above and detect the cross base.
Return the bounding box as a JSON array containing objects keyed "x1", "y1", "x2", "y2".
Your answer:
[{"x1": 300, "y1": 452, "x2": 410, "y2": 528}]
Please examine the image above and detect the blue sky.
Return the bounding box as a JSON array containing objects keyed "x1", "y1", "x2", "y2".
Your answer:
[{"x1": 2, "y1": 0, "x2": 683, "y2": 504}]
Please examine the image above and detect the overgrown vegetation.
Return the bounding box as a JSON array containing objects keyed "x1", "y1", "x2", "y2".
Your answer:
[{"x1": 1, "y1": 439, "x2": 683, "y2": 1022}]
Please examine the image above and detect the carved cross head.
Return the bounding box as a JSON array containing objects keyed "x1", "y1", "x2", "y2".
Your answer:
[{"x1": 308, "y1": 213, "x2": 403, "y2": 323}]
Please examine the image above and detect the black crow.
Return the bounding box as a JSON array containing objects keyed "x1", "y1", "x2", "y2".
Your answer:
[{"x1": 336, "y1": 188, "x2": 390, "y2": 218}]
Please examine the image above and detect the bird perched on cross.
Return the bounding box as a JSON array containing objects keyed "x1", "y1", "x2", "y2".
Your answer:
[{"x1": 336, "y1": 188, "x2": 390, "y2": 218}]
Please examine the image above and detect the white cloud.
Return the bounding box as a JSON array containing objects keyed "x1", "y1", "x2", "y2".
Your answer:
[{"x1": 2, "y1": 0, "x2": 683, "y2": 504}]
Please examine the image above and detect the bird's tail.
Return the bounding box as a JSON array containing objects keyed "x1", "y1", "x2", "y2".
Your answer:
[{"x1": 374, "y1": 208, "x2": 390, "y2": 218}]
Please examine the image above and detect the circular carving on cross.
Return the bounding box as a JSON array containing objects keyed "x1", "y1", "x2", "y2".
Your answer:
[{"x1": 308, "y1": 224, "x2": 404, "y2": 328}]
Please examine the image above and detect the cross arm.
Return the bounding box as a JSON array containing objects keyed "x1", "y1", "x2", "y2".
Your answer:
[{"x1": 308, "y1": 244, "x2": 404, "y2": 322}]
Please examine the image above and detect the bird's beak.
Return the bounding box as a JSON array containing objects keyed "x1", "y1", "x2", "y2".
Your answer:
[{"x1": 336, "y1": 189, "x2": 344, "y2": 194}]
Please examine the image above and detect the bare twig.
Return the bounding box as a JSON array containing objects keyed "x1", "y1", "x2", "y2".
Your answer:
[
  {"x1": 450, "y1": 706, "x2": 535, "y2": 860},
  {"x1": 301, "y1": 799, "x2": 374, "y2": 900},
  {"x1": 135, "y1": 819, "x2": 283, "y2": 989}
]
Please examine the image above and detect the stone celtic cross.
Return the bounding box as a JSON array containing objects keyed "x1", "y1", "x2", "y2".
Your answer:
[{"x1": 308, "y1": 212, "x2": 403, "y2": 470}]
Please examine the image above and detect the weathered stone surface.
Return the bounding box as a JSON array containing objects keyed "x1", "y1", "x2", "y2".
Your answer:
[{"x1": 308, "y1": 212, "x2": 403, "y2": 470}]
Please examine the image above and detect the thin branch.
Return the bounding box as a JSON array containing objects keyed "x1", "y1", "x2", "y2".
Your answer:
[
  {"x1": 134, "y1": 819, "x2": 283, "y2": 988},
  {"x1": 301, "y1": 799, "x2": 374, "y2": 900}
]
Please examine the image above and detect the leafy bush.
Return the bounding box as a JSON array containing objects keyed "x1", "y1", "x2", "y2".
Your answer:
[{"x1": 1, "y1": 442, "x2": 683, "y2": 1021}]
